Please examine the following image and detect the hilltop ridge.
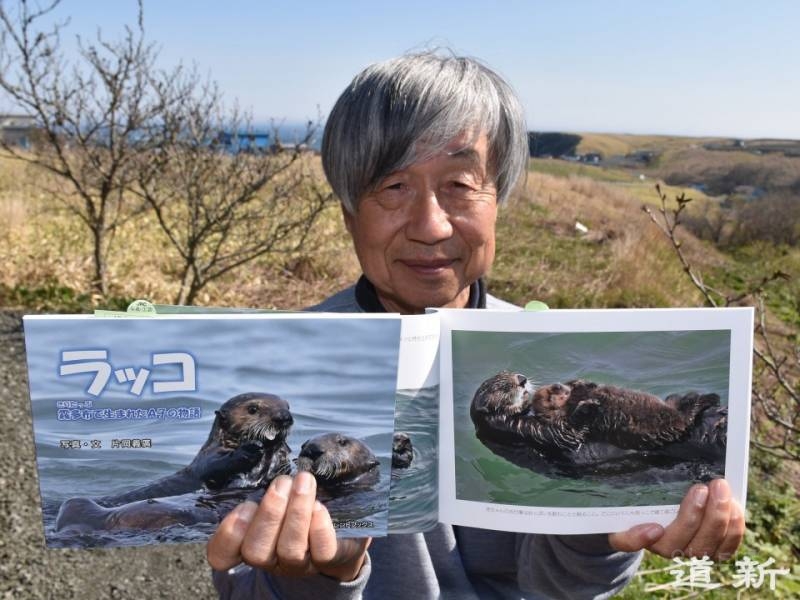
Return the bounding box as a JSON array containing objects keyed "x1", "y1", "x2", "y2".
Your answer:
[{"x1": 529, "y1": 131, "x2": 800, "y2": 161}]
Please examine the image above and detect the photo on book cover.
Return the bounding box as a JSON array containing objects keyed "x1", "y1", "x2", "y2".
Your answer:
[
  {"x1": 437, "y1": 307, "x2": 752, "y2": 535},
  {"x1": 24, "y1": 314, "x2": 401, "y2": 548}
]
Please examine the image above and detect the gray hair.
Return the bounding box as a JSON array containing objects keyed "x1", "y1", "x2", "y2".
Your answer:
[{"x1": 322, "y1": 51, "x2": 528, "y2": 213}]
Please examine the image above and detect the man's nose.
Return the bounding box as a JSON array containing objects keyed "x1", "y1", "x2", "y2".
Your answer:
[{"x1": 405, "y1": 190, "x2": 453, "y2": 243}]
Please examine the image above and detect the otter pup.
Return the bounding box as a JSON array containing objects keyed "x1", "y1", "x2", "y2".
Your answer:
[
  {"x1": 565, "y1": 380, "x2": 721, "y2": 451},
  {"x1": 528, "y1": 382, "x2": 572, "y2": 415},
  {"x1": 470, "y1": 371, "x2": 585, "y2": 458},
  {"x1": 295, "y1": 433, "x2": 381, "y2": 489},
  {"x1": 97, "y1": 392, "x2": 294, "y2": 507}
]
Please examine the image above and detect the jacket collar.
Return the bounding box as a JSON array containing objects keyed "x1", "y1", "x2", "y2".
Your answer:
[{"x1": 354, "y1": 275, "x2": 486, "y2": 312}]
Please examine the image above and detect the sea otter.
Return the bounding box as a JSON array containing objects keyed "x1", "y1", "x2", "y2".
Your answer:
[
  {"x1": 470, "y1": 372, "x2": 727, "y2": 474},
  {"x1": 563, "y1": 380, "x2": 721, "y2": 451},
  {"x1": 392, "y1": 432, "x2": 414, "y2": 469},
  {"x1": 54, "y1": 484, "x2": 270, "y2": 535},
  {"x1": 55, "y1": 495, "x2": 220, "y2": 534},
  {"x1": 294, "y1": 432, "x2": 380, "y2": 489},
  {"x1": 528, "y1": 382, "x2": 572, "y2": 414},
  {"x1": 96, "y1": 392, "x2": 293, "y2": 507},
  {"x1": 469, "y1": 371, "x2": 585, "y2": 459}
]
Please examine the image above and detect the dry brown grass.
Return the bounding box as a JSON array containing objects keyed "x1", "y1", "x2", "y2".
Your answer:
[
  {"x1": 491, "y1": 173, "x2": 720, "y2": 308},
  {"x1": 0, "y1": 152, "x2": 358, "y2": 310},
  {"x1": 0, "y1": 157, "x2": 36, "y2": 237}
]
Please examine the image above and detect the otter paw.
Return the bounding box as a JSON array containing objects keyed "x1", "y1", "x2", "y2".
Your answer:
[
  {"x1": 698, "y1": 393, "x2": 721, "y2": 411},
  {"x1": 566, "y1": 379, "x2": 596, "y2": 390},
  {"x1": 230, "y1": 440, "x2": 265, "y2": 469},
  {"x1": 564, "y1": 380, "x2": 597, "y2": 403},
  {"x1": 569, "y1": 398, "x2": 601, "y2": 424}
]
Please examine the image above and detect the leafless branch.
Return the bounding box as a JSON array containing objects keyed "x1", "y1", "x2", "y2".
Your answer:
[
  {"x1": 643, "y1": 184, "x2": 799, "y2": 462},
  {"x1": 0, "y1": 0, "x2": 165, "y2": 296},
  {"x1": 131, "y1": 79, "x2": 332, "y2": 304}
]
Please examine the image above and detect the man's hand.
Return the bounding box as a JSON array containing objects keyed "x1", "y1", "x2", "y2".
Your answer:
[
  {"x1": 207, "y1": 472, "x2": 371, "y2": 581},
  {"x1": 608, "y1": 478, "x2": 745, "y2": 560}
]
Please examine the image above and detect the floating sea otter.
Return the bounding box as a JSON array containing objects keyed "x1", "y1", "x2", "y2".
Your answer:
[
  {"x1": 53, "y1": 494, "x2": 222, "y2": 534},
  {"x1": 391, "y1": 432, "x2": 414, "y2": 469},
  {"x1": 470, "y1": 371, "x2": 727, "y2": 476},
  {"x1": 294, "y1": 432, "x2": 381, "y2": 490},
  {"x1": 469, "y1": 372, "x2": 585, "y2": 460},
  {"x1": 55, "y1": 392, "x2": 293, "y2": 533}
]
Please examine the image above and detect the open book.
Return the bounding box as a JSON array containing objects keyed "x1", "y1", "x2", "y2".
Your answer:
[{"x1": 23, "y1": 306, "x2": 752, "y2": 548}]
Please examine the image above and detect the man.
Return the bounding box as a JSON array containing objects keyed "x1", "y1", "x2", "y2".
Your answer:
[{"x1": 208, "y1": 51, "x2": 744, "y2": 599}]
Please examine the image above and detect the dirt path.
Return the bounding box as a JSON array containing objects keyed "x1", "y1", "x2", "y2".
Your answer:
[{"x1": 0, "y1": 311, "x2": 217, "y2": 599}]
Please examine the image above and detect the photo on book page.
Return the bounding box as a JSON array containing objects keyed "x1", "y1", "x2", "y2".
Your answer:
[
  {"x1": 387, "y1": 313, "x2": 441, "y2": 534},
  {"x1": 456, "y1": 329, "x2": 731, "y2": 507},
  {"x1": 24, "y1": 314, "x2": 400, "y2": 548},
  {"x1": 388, "y1": 385, "x2": 439, "y2": 533},
  {"x1": 438, "y1": 307, "x2": 752, "y2": 534}
]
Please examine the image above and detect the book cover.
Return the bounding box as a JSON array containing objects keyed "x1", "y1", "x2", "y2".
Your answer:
[{"x1": 24, "y1": 313, "x2": 402, "y2": 548}]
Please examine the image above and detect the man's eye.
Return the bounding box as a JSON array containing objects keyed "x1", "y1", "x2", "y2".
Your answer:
[
  {"x1": 446, "y1": 180, "x2": 476, "y2": 194},
  {"x1": 383, "y1": 182, "x2": 405, "y2": 192}
]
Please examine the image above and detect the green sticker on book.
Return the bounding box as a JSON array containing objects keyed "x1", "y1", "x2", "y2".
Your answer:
[
  {"x1": 126, "y1": 299, "x2": 157, "y2": 315},
  {"x1": 524, "y1": 300, "x2": 549, "y2": 312}
]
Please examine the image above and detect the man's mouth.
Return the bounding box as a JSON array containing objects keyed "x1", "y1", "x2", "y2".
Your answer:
[{"x1": 400, "y1": 259, "x2": 456, "y2": 274}]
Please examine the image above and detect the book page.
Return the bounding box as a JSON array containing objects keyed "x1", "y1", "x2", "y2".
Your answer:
[
  {"x1": 24, "y1": 313, "x2": 401, "y2": 548},
  {"x1": 388, "y1": 313, "x2": 441, "y2": 533},
  {"x1": 436, "y1": 307, "x2": 752, "y2": 535}
]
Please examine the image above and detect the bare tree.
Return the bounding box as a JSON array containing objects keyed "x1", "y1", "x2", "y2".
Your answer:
[
  {"x1": 134, "y1": 78, "x2": 332, "y2": 305},
  {"x1": 0, "y1": 0, "x2": 172, "y2": 297},
  {"x1": 643, "y1": 184, "x2": 799, "y2": 461}
]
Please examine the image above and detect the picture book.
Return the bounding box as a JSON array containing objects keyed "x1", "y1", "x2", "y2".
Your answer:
[
  {"x1": 23, "y1": 306, "x2": 753, "y2": 547},
  {"x1": 24, "y1": 313, "x2": 402, "y2": 548}
]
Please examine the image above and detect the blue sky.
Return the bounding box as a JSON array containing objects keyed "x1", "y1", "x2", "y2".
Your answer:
[{"x1": 13, "y1": 0, "x2": 800, "y2": 139}]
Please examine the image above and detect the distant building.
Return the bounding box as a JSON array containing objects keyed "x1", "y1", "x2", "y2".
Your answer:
[
  {"x1": 580, "y1": 152, "x2": 602, "y2": 164},
  {"x1": 268, "y1": 141, "x2": 312, "y2": 154},
  {"x1": 0, "y1": 114, "x2": 37, "y2": 148}
]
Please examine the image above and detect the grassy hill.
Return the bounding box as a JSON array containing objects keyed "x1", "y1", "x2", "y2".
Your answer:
[
  {"x1": 576, "y1": 132, "x2": 724, "y2": 157},
  {"x1": 576, "y1": 131, "x2": 800, "y2": 159}
]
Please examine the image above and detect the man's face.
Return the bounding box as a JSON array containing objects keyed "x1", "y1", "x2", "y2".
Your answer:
[{"x1": 343, "y1": 131, "x2": 498, "y2": 314}]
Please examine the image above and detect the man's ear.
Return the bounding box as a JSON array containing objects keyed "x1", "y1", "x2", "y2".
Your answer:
[{"x1": 341, "y1": 203, "x2": 356, "y2": 236}]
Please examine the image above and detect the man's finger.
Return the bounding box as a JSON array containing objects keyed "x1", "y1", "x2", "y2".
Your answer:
[
  {"x1": 714, "y1": 499, "x2": 745, "y2": 561},
  {"x1": 239, "y1": 475, "x2": 293, "y2": 569},
  {"x1": 608, "y1": 523, "x2": 664, "y2": 553},
  {"x1": 274, "y1": 471, "x2": 317, "y2": 571},
  {"x1": 309, "y1": 500, "x2": 339, "y2": 564},
  {"x1": 309, "y1": 500, "x2": 371, "y2": 581},
  {"x1": 207, "y1": 500, "x2": 259, "y2": 571},
  {"x1": 649, "y1": 483, "x2": 709, "y2": 558},
  {"x1": 683, "y1": 478, "x2": 731, "y2": 558}
]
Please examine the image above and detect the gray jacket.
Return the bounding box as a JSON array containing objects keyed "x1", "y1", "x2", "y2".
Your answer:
[{"x1": 213, "y1": 283, "x2": 642, "y2": 599}]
